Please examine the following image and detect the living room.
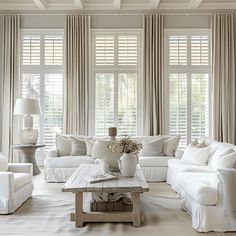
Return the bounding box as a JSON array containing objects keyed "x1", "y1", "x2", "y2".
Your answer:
[{"x1": 0, "y1": 0, "x2": 236, "y2": 235}]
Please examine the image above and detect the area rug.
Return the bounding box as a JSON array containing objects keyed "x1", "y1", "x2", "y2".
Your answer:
[{"x1": 0, "y1": 171, "x2": 232, "y2": 236}]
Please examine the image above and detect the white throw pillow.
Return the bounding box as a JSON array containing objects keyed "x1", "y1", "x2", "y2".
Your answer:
[
  {"x1": 91, "y1": 140, "x2": 121, "y2": 169},
  {"x1": 181, "y1": 145, "x2": 210, "y2": 166},
  {"x1": 0, "y1": 153, "x2": 8, "y2": 172},
  {"x1": 163, "y1": 135, "x2": 181, "y2": 156},
  {"x1": 85, "y1": 138, "x2": 95, "y2": 156},
  {"x1": 56, "y1": 134, "x2": 72, "y2": 156},
  {"x1": 139, "y1": 138, "x2": 164, "y2": 156},
  {"x1": 70, "y1": 136, "x2": 87, "y2": 156},
  {"x1": 212, "y1": 148, "x2": 236, "y2": 169}
]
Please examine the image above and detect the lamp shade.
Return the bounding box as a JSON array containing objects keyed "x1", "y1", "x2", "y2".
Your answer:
[{"x1": 14, "y1": 98, "x2": 42, "y2": 115}]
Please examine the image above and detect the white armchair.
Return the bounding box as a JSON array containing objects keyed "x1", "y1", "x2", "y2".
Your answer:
[{"x1": 0, "y1": 162, "x2": 34, "y2": 214}]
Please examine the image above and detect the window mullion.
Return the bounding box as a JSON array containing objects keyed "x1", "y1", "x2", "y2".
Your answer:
[{"x1": 187, "y1": 33, "x2": 192, "y2": 144}]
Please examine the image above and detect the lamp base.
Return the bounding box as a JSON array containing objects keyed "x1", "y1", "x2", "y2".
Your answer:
[{"x1": 20, "y1": 129, "x2": 38, "y2": 145}]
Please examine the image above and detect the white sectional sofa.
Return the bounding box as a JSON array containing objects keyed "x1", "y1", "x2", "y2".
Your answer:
[
  {"x1": 167, "y1": 137, "x2": 236, "y2": 232},
  {"x1": 44, "y1": 134, "x2": 180, "y2": 183}
]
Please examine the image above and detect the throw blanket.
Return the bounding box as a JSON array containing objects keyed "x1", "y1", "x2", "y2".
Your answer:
[
  {"x1": 92, "y1": 192, "x2": 132, "y2": 204},
  {"x1": 218, "y1": 169, "x2": 236, "y2": 218}
]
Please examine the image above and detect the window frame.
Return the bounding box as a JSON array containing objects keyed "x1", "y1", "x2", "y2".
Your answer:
[
  {"x1": 90, "y1": 29, "x2": 143, "y2": 136},
  {"x1": 164, "y1": 29, "x2": 212, "y2": 146},
  {"x1": 20, "y1": 29, "x2": 64, "y2": 148}
]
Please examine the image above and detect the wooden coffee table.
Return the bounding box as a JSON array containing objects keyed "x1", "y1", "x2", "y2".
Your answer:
[{"x1": 62, "y1": 164, "x2": 149, "y2": 227}]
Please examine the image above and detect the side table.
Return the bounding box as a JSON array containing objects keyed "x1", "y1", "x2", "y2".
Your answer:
[{"x1": 12, "y1": 144, "x2": 45, "y2": 175}]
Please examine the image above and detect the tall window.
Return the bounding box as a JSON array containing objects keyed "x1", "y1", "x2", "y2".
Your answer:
[
  {"x1": 21, "y1": 30, "x2": 64, "y2": 150},
  {"x1": 92, "y1": 31, "x2": 141, "y2": 136},
  {"x1": 165, "y1": 30, "x2": 211, "y2": 148}
]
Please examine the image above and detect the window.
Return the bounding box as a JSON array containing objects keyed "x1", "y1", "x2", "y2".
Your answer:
[
  {"x1": 165, "y1": 30, "x2": 211, "y2": 148},
  {"x1": 92, "y1": 31, "x2": 141, "y2": 136},
  {"x1": 21, "y1": 30, "x2": 64, "y2": 150}
]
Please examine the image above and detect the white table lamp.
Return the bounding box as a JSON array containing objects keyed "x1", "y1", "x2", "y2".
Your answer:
[{"x1": 14, "y1": 98, "x2": 42, "y2": 144}]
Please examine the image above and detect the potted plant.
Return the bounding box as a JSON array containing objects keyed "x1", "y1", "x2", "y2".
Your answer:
[{"x1": 107, "y1": 138, "x2": 143, "y2": 177}]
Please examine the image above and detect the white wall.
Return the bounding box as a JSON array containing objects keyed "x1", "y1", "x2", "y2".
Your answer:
[{"x1": 0, "y1": 12, "x2": 213, "y2": 151}]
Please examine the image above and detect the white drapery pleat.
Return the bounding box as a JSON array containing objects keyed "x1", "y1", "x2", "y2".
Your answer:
[
  {"x1": 142, "y1": 14, "x2": 165, "y2": 136},
  {"x1": 212, "y1": 14, "x2": 236, "y2": 144},
  {"x1": 63, "y1": 15, "x2": 91, "y2": 135},
  {"x1": 1, "y1": 15, "x2": 20, "y2": 162}
]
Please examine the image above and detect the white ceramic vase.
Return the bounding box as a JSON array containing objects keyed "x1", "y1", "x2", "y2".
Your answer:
[{"x1": 118, "y1": 153, "x2": 137, "y2": 177}]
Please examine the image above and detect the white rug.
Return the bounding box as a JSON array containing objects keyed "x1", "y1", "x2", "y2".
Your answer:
[{"x1": 0, "y1": 170, "x2": 234, "y2": 236}]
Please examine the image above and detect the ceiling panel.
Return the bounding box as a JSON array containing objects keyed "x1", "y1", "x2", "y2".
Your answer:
[{"x1": 0, "y1": 0, "x2": 235, "y2": 11}]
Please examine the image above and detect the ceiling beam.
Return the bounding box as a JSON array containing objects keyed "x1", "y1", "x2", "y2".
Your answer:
[
  {"x1": 33, "y1": 0, "x2": 48, "y2": 10},
  {"x1": 114, "y1": 0, "x2": 121, "y2": 10},
  {"x1": 150, "y1": 0, "x2": 160, "y2": 9},
  {"x1": 74, "y1": 0, "x2": 84, "y2": 9},
  {"x1": 189, "y1": 0, "x2": 204, "y2": 9}
]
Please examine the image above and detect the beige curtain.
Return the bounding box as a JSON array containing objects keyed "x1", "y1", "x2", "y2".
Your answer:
[
  {"x1": 143, "y1": 14, "x2": 165, "y2": 135},
  {"x1": 63, "y1": 15, "x2": 90, "y2": 135},
  {"x1": 1, "y1": 15, "x2": 20, "y2": 162},
  {"x1": 212, "y1": 14, "x2": 236, "y2": 144}
]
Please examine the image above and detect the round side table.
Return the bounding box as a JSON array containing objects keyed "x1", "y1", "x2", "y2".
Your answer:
[{"x1": 12, "y1": 144, "x2": 45, "y2": 175}]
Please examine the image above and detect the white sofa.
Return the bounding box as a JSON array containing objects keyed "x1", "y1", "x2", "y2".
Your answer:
[
  {"x1": 167, "y1": 137, "x2": 236, "y2": 232},
  {"x1": 0, "y1": 158, "x2": 34, "y2": 214},
  {"x1": 44, "y1": 135, "x2": 180, "y2": 183}
]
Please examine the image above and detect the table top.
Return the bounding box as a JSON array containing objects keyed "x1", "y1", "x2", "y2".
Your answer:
[
  {"x1": 62, "y1": 164, "x2": 149, "y2": 193},
  {"x1": 12, "y1": 144, "x2": 45, "y2": 149}
]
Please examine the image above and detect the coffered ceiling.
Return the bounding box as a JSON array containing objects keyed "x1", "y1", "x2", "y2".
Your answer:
[{"x1": 0, "y1": 0, "x2": 235, "y2": 11}]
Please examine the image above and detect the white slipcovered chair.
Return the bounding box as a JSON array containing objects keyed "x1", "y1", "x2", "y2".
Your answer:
[{"x1": 0, "y1": 153, "x2": 34, "y2": 214}]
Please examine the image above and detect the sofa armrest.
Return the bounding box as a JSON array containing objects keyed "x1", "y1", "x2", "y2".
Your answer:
[
  {"x1": 47, "y1": 148, "x2": 59, "y2": 157},
  {"x1": 8, "y1": 163, "x2": 33, "y2": 177},
  {"x1": 0, "y1": 172, "x2": 14, "y2": 198},
  {"x1": 175, "y1": 149, "x2": 184, "y2": 159}
]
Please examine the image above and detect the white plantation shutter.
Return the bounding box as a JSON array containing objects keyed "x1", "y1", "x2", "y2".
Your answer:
[
  {"x1": 93, "y1": 31, "x2": 140, "y2": 136},
  {"x1": 22, "y1": 36, "x2": 40, "y2": 65},
  {"x1": 167, "y1": 31, "x2": 210, "y2": 148},
  {"x1": 118, "y1": 36, "x2": 138, "y2": 66},
  {"x1": 21, "y1": 31, "x2": 64, "y2": 153},
  {"x1": 169, "y1": 36, "x2": 187, "y2": 65},
  {"x1": 45, "y1": 36, "x2": 63, "y2": 65},
  {"x1": 118, "y1": 73, "x2": 137, "y2": 136},
  {"x1": 191, "y1": 74, "x2": 209, "y2": 139},
  {"x1": 169, "y1": 74, "x2": 187, "y2": 148},
  {"x1": 95, "y1": 35, "x2": 114, "y2": 66},
  {"x1": 191, "y1": 36, "x2": 209, "y2": 66},
  {"x1": 44, "y1": 74, "x2": 63, "y2": 149},
  {"x1": 95, "y1": 74, "x2": 114, "y2": 136}
]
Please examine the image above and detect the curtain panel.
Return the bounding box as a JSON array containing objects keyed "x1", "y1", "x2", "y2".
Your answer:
[
  {"x1": 212, "y1": 14, "x2": 236, "y2": 144},
  {"x1": 63, "y1": 15, "x2": 91, "y2": 135},
  {"x1": 142, "y1": 14, "x2": 165, "y2": 136},
  {"x1": 1, "y1": 15, "x2": 20, "y2": 162}
]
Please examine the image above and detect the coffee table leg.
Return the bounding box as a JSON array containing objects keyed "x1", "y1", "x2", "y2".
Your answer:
[
  {"x1": 75, "y1": 192, "x2": 83, "y2": 227},
  {"x1": 132, "y1": 192, "x2": 141, "y2": 227}
]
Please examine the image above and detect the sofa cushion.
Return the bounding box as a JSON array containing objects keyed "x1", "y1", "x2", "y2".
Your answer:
[
  {"x1": 13, "y1": 173, "x2": 31, "y2": 191},
  {"x1": 44, "y1": 156, "x2": 94, "y2": 168},
  {"x1": 162, "y1": 135, "x2": 181, "y2": 156},
  {"x1": 177, "y1": 172, "x2": 217, "y2": 205},
  {"x1": 85, "y1": 138, "x2": 95, "y2": 156},
  {"x1": 139, "y1": 137, "x2": 164, "y2": 156},
  {"x1": 182, "y1": 145, "x2": 210, "y2": 166},
  {"x1": 56, "y1": 134, "x2": 72, "y2": 156},
  {"x1": 139, "y1": 156, "x2": 173, "y2": 167},
  {"x1": 212, "y1": 149, "x2": 236, "y2": 169},
  {"x1": 70, "y1": 137, "x2": 87, "y2": 156},
  {"x1": 0, "y1": 153, "x2": 8, "y2": 172}
]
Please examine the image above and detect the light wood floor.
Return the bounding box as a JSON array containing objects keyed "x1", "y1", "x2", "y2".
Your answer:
[{"x1": 0, "y1": 168, "x2": 235, "y2": 236}]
